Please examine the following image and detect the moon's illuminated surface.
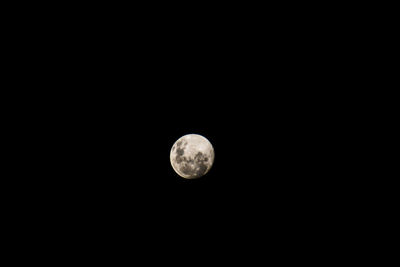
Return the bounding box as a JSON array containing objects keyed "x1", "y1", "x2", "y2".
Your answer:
[{"x1": 170, "y1": 134, "x2": 214, "y2": 179}]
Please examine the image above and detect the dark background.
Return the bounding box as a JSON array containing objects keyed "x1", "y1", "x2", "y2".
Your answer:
[{"x1": 7, "y1": 3, "x2": 366, "y2": 260}]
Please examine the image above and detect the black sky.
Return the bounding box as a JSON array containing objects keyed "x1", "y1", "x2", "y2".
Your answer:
[{"x1": 11, "y1": 5, "x2": 359, "y2": 258}]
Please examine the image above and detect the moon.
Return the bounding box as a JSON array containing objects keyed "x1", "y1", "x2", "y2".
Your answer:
[{"x1": 170, "y1": 134, "x2": 214, "y2": 179}]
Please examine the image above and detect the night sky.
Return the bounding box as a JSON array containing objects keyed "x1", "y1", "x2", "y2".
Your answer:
[{"x1": 13, "y1": 5, "x2": 358, "y2": 259}]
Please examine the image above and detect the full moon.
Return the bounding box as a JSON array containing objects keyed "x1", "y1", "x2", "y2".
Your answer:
[{"x1": 170, "y1": 134, "x2": 214, "y2": 179}]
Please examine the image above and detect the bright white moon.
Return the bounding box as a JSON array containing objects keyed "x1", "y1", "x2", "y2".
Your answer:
[{"x1": 170, "y1": 134, "x2": 214, "y2": 179}]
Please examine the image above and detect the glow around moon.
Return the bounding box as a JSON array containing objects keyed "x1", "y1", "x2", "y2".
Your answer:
[{"x1": 170, "y1": 134, "x2": 214, "y2": 179}]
